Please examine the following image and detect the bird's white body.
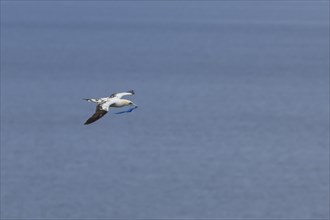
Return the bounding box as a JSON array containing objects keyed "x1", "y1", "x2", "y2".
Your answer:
[
  {"x1": 83, "y1": 90, "x2": 137, "y2": 125},
  {"x1": 86, "y1": 97, "x2": 132, "y2": 110}
]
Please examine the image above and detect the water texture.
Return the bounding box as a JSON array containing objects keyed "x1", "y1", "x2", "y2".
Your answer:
[{"x1": 1, "y1": 1, "x2": 329, "y2": 219}]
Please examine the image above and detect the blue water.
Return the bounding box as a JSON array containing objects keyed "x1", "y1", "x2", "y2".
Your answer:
[{"x1": 1, "y1": 1, "x2": 329, "y2": 219}]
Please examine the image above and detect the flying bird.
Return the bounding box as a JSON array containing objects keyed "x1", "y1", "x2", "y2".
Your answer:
[{"x1": 83, "y1": 90, "x2": 137, "y2": 125}]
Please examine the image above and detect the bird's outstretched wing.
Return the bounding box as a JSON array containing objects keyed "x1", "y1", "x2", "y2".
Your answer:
[
  {"x1": 110, "y1": 90, "x2": 135, "y2": 98},
  {"x1": 84, "y1": 105, "x2": 108, "y2": 125}
]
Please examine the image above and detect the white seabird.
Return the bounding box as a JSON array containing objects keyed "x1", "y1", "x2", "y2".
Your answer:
[{"x1": 83, "y1": 90, "x2": 137, "y2": 125}]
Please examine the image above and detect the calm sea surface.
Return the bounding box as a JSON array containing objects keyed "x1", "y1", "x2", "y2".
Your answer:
[{"x1": 1, "y1": 1, "x2": 329, "y2": 219}]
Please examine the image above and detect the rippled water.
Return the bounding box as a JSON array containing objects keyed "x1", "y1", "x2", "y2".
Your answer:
[{"x1": 1, "y1": 1, "x2": 329, "y2": 218}]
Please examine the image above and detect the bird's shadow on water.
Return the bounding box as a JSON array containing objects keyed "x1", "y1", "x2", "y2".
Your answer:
[{"x1": 114, "y1": 106, "x2": 138, "y2": 114}]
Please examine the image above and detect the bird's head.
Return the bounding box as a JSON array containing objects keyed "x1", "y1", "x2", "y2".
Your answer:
[
  {"x1": 123, "y1": 99, "x2": 137, "y2": 107},
  {"x1": 128, "y1": 101, "x2": 137, "y2": 107}
]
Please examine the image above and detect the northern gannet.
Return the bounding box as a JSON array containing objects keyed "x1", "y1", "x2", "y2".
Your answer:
[{"x1": 83, "y1": 90, "x2": 137, "y2": 125}]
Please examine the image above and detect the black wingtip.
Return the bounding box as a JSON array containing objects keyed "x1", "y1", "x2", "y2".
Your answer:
[
  {"x1": 84, "y1": 118, "x2": 93, "y2": 125},
  {"x1": 84, "y1": 119, "x2": 94, "y2": 125},
  {"x1": 129, "y1": 90, "x2": 135, "y2": 95}
]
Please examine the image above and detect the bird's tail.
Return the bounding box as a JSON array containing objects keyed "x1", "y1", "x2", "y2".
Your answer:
[{"x1": 83, "y1": 98, "x2": 100, "y2": 103}]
